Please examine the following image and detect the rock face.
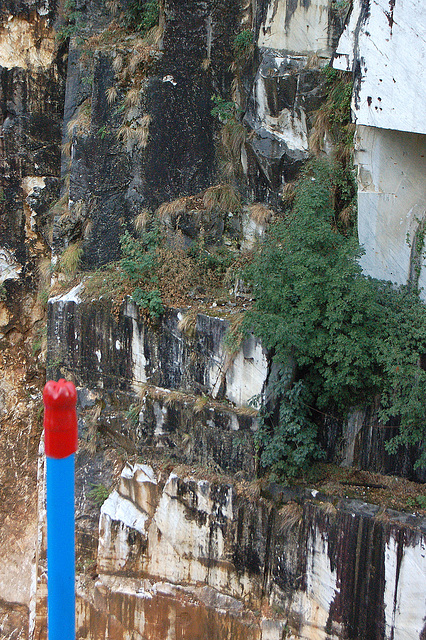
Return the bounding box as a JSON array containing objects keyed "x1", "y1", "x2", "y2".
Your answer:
[
  {"x1": 0, "y1": 0, "x2": 65, "y2": 634},
  {"x1": 334, "y1": 0, "x2": 426, "y2": 293},
  {"x1": 35, "y1": 462, "x2": 426, "y2": 640},
  {"x1": 1, "y1": 0, "x2": 425, "y2": 638}
]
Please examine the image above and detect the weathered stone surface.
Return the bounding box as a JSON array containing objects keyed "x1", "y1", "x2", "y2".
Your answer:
[
  {"x1": 334, "y1": 0, "x2": 426, "y2": 135},
  {"x1": 354, "y1": 125, "x2": 426, "y2": 294},
  {"x1": 245, "y1": 50, "x2": 326, "y2": 192},
  {"x1": 66, "y1": 463, "x2": 426, "y2": 640},
  {"x1": 47, "y1": 295, "x2": 268, "y2": 407},
  {"x1": 0, "y1": 4, "x2": 65, "y2": 638},
  {"x1": 258, "y1": 0, "x2": 344, "y2": 57}
]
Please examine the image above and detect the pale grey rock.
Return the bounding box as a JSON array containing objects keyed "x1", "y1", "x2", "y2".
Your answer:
[
  {"x1": 0, "y1": 248, "x2": 22, "y2": 284},
  {"x1": 334, "y1": 0, "x2": 426, "y2": 135},
  {"x1": 258, "y1": 0, "x2": 336, "y2": 58},
  {"x1": 355, "y1": 125, "x2": 426, "y2": 293}
]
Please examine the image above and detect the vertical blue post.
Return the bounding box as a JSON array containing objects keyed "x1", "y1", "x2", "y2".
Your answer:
[{"x1": 43, "y1": 379, "x2": 78, "y2": 640}]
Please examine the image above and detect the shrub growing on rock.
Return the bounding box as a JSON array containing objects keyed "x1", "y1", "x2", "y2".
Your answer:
[{"x1": 246, "y1": 158, "x2": 426, "y2": 478}]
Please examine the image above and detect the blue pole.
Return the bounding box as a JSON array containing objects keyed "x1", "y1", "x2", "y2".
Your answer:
[
  {"x1": 43, "y1": 379, "x2": 78, "y2": 640},
  {"x1": 46, "y1": 455, "x2": 76, "y2": 640}
]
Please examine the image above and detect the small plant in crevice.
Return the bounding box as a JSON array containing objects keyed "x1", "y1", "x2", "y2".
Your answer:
[
  {"x1": 203, "y1": 183, "x2": 241, "y2": 214},
  {"x1": 223, "y1": 311, "x2": 246, "y2": 356},
  {"x1": 0, "y1": 283, "x2": 6, "y2": 302},
  {"x1": 233, "y1": 29, "x2": 254, "y2": 63},
  {"x1": 56, "y1": 0, "x2": 84, "y2": 43},
  {"x1": 126, "y1": 402, "x2": 141, "y2": 426},
  {"x1": 125, "y1": 0, "x2": 160, "y2": 34},
  {"x1": 88, "y1": 483, "x2": 110, "y2": 508},
  {"x1": 67, "y1": 98, "x2": 92, "y2": 139},
  {"x1": 309, "y1": 67, "x2": 355, "y2": 164},
  {"x1": 59, "y1": 242, "x2": 83, "y2": 276},
  {"x1": 211, "y1": 96, "x2": 246, "y2": 181},
  {"x1": 211, "y1": 95, "x2": 240, "y2": 124}
]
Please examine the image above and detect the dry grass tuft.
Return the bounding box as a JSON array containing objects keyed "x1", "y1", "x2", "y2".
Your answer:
[
  {"x1": 117, "y1": 114, "x2": 151, "y2": 149},
  {"x1": 61, "y1": 140, "x2": 72, "y2": 157},
  {"x1": 201, "y1": 58, "x2": 211, "y2": 70},
  {"x1": 106, "y1": 0, "x2": 119, "y2": 14},
  {"x1": 224, "y1": 311, "x2": 246, "y2": 355},
  {"x1": 194, "y1": 395, "x2": 208, "y2": 414},
  {"x1": 318, "y1": 501, "x2": 337, "y2": 517},
  {"x1": 277, "y1": 501, "x2": 304, "y2": 534},
  {"x1": 67, "y1": 99, "x2": 92, "y2": 138},
  {"x1": 156, "y1": 197, "x2": 188, "y2": 220},
  {"x1": 134, "y1": 209, "x2": 151, "y2": 233},
  {"x1": 219, "y1": 159, "x2": 236, "y2": 182},
  {"x1": 124, "y1": 87, "x2": 141, "y2": 108},
  {"x1": 235, "y1": 405, "x2": 258, "y2": 417},
  {"x1": 309, "y1": 106, "x2": 330, "y2": 156},
  {"x1": 374, "y1": 506, "x2": 390, "y2": 524},
  {"x1": 203, "y1": 184, "x2": 241, "y2": 214},
  {"x1": 112, "y1": 53, "x2": 124, "y2": 73},
  {"x1": 50, "y1": 192, "x2": 69, "y2": 219},
  {"x1": 106, "y1": 86, "x2": 118, "y2": 105},
  {"x1": 165, "y1": 390, "x2": 185, "y2": 407},
  {"x1": 178, "y1": 308, "x2": 198, "y2": 339},
  {"x1": 135, "y1": 114, "x2": 151, "y2": 149},
  {"x1": 281, "y1": 182, "x2": 296, "y2": 206},
  {"x1": 59, "y1": 242, "x2": 83, "y2": 276},
  {"x1": 305, "y1": 52, "x2": 320, "y2": 69},
  {"x1": 221, "y1": 120, "x2": 246, "y2": 160},
  {"x1": 338, "y1": 203, "x2": 355, "y2": 230},
  {"x1": 248, "y1": 203, "x2": 274, "y2": 225}
]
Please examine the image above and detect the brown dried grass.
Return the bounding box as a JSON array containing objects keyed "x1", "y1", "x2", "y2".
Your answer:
[
  {"x1": 248, "y1": 203, "x2": 273, "y2": 225},
  {"x1": 178, "y1": 308, "x2": 198, "y2": 339},
  {"x1": 203, "y1": 184, "x2": 241, "y2": 214},
  {"x1": 277, "y1": 501, "x2": 303, "y2": 533}
]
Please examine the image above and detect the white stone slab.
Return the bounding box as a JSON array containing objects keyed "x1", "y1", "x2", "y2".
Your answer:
[{"x1": 334, "y1": 0, "x2": 426, "y2": 134}]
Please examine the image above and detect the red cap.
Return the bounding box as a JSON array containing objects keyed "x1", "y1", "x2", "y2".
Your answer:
[{"x1": 43, "y1": 379, "x2": 78, "y2": 458}]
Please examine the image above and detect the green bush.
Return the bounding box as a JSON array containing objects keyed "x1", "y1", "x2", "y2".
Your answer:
[
  {"x1": 211, "y1": 95, "x2": 240, "y2": 125},
  {"x1": 120, "y1": 224, "x2": 159, "y2": 284},
  {"x1": 88, "y1": 483, "x2": 110, "y2": 507},
  {"x1": 119, "y1": 221, "x2": 164, "y2": 319},
  {"x1": 246, "y1": 158, "x2": 426, "y2": 477},
  {"x1": 233, "y1": 29, "x2": 254, "y2": 61},
  {"x1": 125, "y1": 0, "x2": 159, "y2": 33},
  {"x1": 132, "y1": 287, "x2": 163, "y2": 318}
]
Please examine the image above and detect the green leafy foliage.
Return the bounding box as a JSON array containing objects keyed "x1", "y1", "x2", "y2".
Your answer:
[
  {"x1": 119, "y1": 221, "x2": 163, "y2": 319},
  {"x1": 56, "y1": 0, "x2": 82, "y2": 43},
  {"x1": 88, "y1": 483, "x2": 110, "y2": 507},
  {"x1": 125, "y1": 0, "x2": 159, "y2": 34},
  {"x1": 132, "y1": 287, "x2": 163, "y2": 318},
  {"x1": 233, "y1": 29, "x2": 254, "y2": 61},
  {"x1": 310, "y1": 68, "x2": 354, "y2": 162},
  {"x1": 246, "y1": 158, "x2": 426, "y2": 477},
  {"x1": 211, "y1": 96, "x2": 240, "y2": 124},
  {"x1": 256, "y1": 380, "x2": 325, "y2": 479},
  {"x1": 119, "y1": 224, "x2": 159, "y2": 284}
]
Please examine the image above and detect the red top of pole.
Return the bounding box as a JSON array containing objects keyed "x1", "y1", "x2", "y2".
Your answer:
[{"x1": 43, "y1": 379, "x2": 78, "y2": 459}]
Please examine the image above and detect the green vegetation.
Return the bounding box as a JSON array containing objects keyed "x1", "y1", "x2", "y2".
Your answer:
[
  {"x1": 406, "y1": 495, "x2": 426, "y2": 511},
  {"x1": 246, "y1": 158, "x2": 426, "y2": 478},
  {"x1": 0, "y1": 284, "x2": 6, "y2": 302},
  {"x1": 211, "y1": 96, "x2": 240, "y2": 125},
  {"x1": 119, "y1": 222, "x2": 163, "y2": 318},
  {"x1": 56, "y1": 0, "x2": 83, "y2": 43},
  {"x1": 233, "y1": 29, "x2": 254, "y2": 61},
  {"x1": 125, "y1": 0, "x2": 159, "y2": 34},
  {"x1": 310, "y1": 68, "x2": 355, "y2": 163},
  {"x1": 88, "y1": 483, "x2": 110, "y2": 507}
]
